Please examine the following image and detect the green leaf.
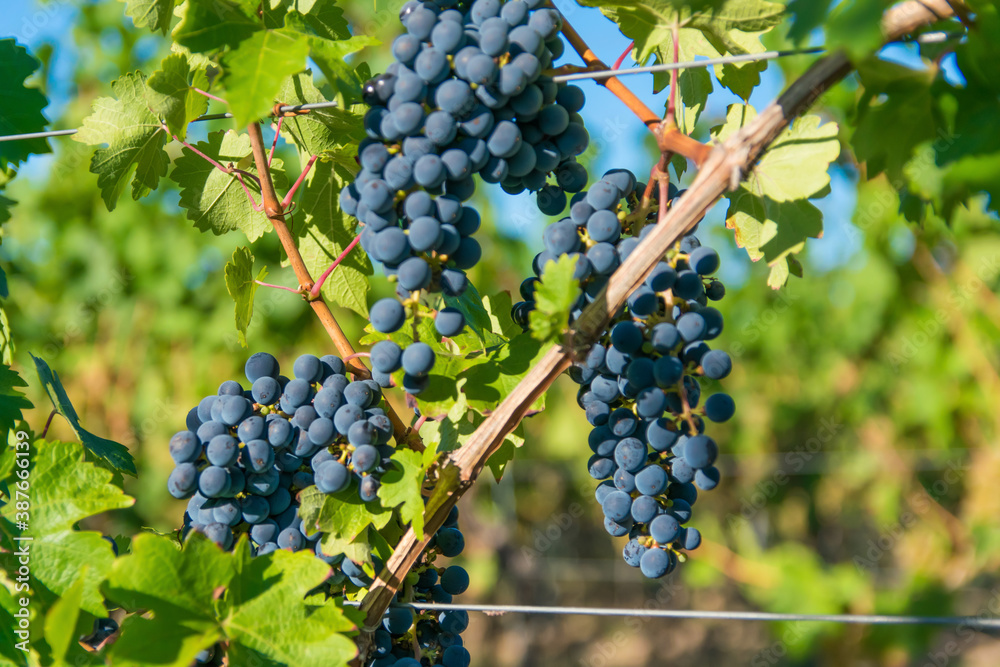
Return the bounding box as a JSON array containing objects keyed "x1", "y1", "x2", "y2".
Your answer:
[
  {"x1": 377, "y1": 449, "x2": 429, "y2": 539},
  {"x1": 482, "y1": 290, "x2": 520, "y2": 341},
  {"x1": 223, "y1": 549, "x2": 357, "y2": 666},
  {"x1": 0, "y1": 39, "x2": 51, "y2": 166},
  {"x1": 30, "y1": 355, "x2": 136, "y2": 476},
  {"x1": 73, "y1": 72, "x2": 169, "y2": 211},
  {"x1": 170, "y1": 130, "x2": 287, "y2": 242},
  {"x1": 825, "y1": 1, "x2": 891, "y2": 63},
  {"x1": 108, "y1": 534, "x2": 356, "y2": 666},
  {"x1": 1, "y1": 440, "x2": 133, "y2": 616},
  {"x1": 714, "y1": 104, "x2": 840, "y2": 201},
  {"x1": 460, "y1": 334, "x2": 547, "y2": 412},
  {"x1": 275, "y1": 72, "x2": 365, "y2": 160},
  {"x1": 222, "y1": 29, "x2": 310, "y2": 127},
  {"x1": 145, "y1": 52, "x2": 210, "y2": 140},
  {"x1": 786, "y1": 0, "x2": 834, "y2": 44},
  {"x1": 852, "y1": 60, "x2": 941, "y2": 182},
  {"x1": 44, "y1": 568, "x2": 86, "y2": 663},
  {"x1": 443, "y1": 281, "x2": 506, "y2": 347},
  {"x1": 528, "y1": 254, "x2": 581, "y2": 342},
  {"x1": 120, "y1": 0, "x2": 177, "y2": 35},
  {"x1": 172, "y1": 0, "x2": 260, "y2": 53},
  {"x1": 298, "y1": 484, "x2": 392, "y2": 543},
  {"x1": 301, "y1": 33, "x2": 380, "y2": 96},
  {"x1": 106, "y1": 532, "x2": 234, "y2": 619},
  {"x1": 291, "y1": 1, "x2": 352, "y2": 40},
  {"x1": 0, "y1": 364, "x2": 31, "y2": 445},
  {"x1": 724, "y1": 188, "x2": 822, "y2": 277},
  {"x1": 676, "y1": 66, "x2": 713, "y2": 134},
  {"x1": 296, "y1": 160, "x2": 372, "y2": 317},
  {"x1": 225, "y1": 247, "x2": 268, "y2": 349}
]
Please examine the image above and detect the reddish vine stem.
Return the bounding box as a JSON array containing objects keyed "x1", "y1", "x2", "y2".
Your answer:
[
  {"x1": 356, "y1": 0, "x2": 959, "y2": 650},
  {"x1": 245, "y1": 122, "x2": 419, "y2": 449},
  {"x1": 268, "y1": 117, "x2": 283, "y2": 168},
  {"x1": 40, "y1": 409, "x2": 58, "y2": 439},
  {"x1": 666, "y1": 18, "x2": 680, "y2": 127},
  {"x1": 612, "y1": 41, "x2": 634, "y2": 70},
  {"x1": 193, "y1": 87, "x2": 227, "y2": 104},
  {"x1": 311, "y1": 234, "x2": 362, "y2": 298},
  {"x1": 255, "y1": 280, "x2": 301, "y2": 294},
  {"x1": 281, "y1": 154, "x2": 317, "y2": 210}
]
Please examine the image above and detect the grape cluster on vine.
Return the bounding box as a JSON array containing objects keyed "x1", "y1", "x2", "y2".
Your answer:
[
  {"x1": 514, "y1": 169, "x2": 735, "y2": 577},
  {"x1": 345, "y1": 0, "x2": 592, "y2": 392}
]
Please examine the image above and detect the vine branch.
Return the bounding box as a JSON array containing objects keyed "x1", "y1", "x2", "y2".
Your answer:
[{"x1": 357, "y1": 0, "x2": 959, "y2": 645}]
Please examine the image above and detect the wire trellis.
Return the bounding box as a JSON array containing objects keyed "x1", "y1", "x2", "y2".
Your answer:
[{"x1": 346, "y1": 601, "x2": 1000, "y2": 631}]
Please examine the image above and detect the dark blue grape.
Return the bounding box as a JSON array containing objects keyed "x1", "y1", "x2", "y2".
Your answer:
[
  {"x1": 170, "y1": 431, "x2": 200, "y2": 464},
  {"x1": 614, "y1": 437, "x2": 647, "y2": 473},
  {"x1": 168, "y1": 463, "x2": 198, "y2": 498},
  {"x1": 435, "y1": 307, "x2": 465, "y2": 337},
  {"x1": 371, "y1": 298, "x2": 407, "y2": 333},
  {"x1": 688, "y1": 246, "x2": 720, "y2": 275},
  {"x1": 704, "y1": 393, "x2": 735, "y2": 423},
  {"x1": 315, "y1": 460, "x2": 349, "y2": 494},
  {"x1": 371, "y1": 340, "x2": 403, "y2": 374},
  {"x1": 245, "y1": 352, "x2": 279, "y2": 384},
  {"x1": 425, "y1": 110, "x2": 458, "y2": 145},
  {"x1": 402, "y1": 343, "x2": 435, "y2": 377}
]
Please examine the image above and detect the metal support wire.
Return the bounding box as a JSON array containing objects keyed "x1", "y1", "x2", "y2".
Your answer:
[
  {"x1": 0, "y1": 100, "x2": 341, "y2": 143},
  {"x1": 348, "y1": 601, "x2": 1000, "y2": 630}
]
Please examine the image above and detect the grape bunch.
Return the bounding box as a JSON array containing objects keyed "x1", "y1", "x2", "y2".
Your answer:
[
  {"x1": 368, "y1": 506, "x2": 472, "y2": 667},
  {"x1": 167, "y1": 351, "x2": 397, "y2": 555},
  {"x1": 513, "y1": 170, "x2": 734, "y2": 578},
  {"x1": 344, "y1": 0, "x2": 592, "y2": 391}
]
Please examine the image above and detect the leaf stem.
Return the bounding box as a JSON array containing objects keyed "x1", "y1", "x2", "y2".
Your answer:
[
  {"x1": 40, "y1": 409, "x2": 57, "y2": 439},
  {"x1": 255, "y1": 280, "x2": 301, "y2": 294},
  {"x1": 311, "y1": 233, "x2": 362, "y2": 298},
  {"x1": 281, "y1": 154, "x2": 318, "y2": 210},
  {"x1": 613, "y1": 41, "x2": 634, "y2": 70},
  {"x1": 268, "y1": 117, "x2": 283, "y2": 168},
  {"x1": 193, "y1": 88, "x2": 227, "y2": 104}
]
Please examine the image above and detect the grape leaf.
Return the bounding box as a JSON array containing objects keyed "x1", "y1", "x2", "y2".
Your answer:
[
  {"x1": 225, "y1": 247, "x2": 268, "y2": 349},
  {"x1": 120, "y1": 0, "x2": 177, "y2": 35},
  {"x1": 295, "y1": 159, "x2": 372, "y2": 317},
  {"x1": 852, "y1": 60, "x2": 941, "y2": 182},
  {"x1": 714, "y1": 104, "x2": 840, "y2": 201},
  {"x1": 298, "y1": 485, "x2": 392, "y2": 543},
  {"x1": 824, "y1": 0, "x2": 891, "y2": 63},
  {"x1": 290, "y1": 0, "x2": 352, "y2": 40},
  {"x1": 223, "y1": 548, "x2": 357, "y2": 666},
  {"x1": 73, "y1": 72, "x2": 169, "y2": 211},
  {"x1": 528, "y1": 254, "x2": 581, "y2": 342},
  {"x1": 172, "y1": 0, "x2": 260, "y2": 53},
  {"x1": 725, "y1": 189, "x2": 823, "y2": 263},
  {"x1": 443, "y1": 281, "x2": 507, "y2": 347},
  {"x1": 676, "y1": 67, "x2": 713, "y2": 134},
  {"x1": 30, "y1": 355, "x2": 136, "y2": 476},
  {"x1": 170, "y1": 130, "x2": 287, "y2": 242},
  {"x1": 460, "y1": 334, "x2": 547, "y2": 412},
  {"x1": 303, "y1": 33, "x2": 381, "y2": 98},
  {"x1": 0, "y1": 440, "x2": 133, "y2": 616},
  {"x1": 222, "y1": 30, "x2": 310, "y2": 127},
  {"x1": 0, "y1": 573, "x2": 26, "y2": 663},
  {"x1": 275, "y1": 72, "x2": 365, "y2": 161},
  {"x1": 0, "y1": 364, "x2": 31, "y2": 445},
  {"x1": 108, "y1": 534, "x2": 355, "y2": 666},
  {"x1": 785, "y1": 0, "x2": 834, "y2": 44},
  {"x1": 377, "y1": 448, "x2": 429, "y2": 539},
  {"x1": 145, "y1": 52, "x2": 210, "y2": 140},
  {"x1": 43, "y1": 569, "x2": 85, "y2": 663},
  {"x1": 0, "y1": 39, "x2": 51, "y2": 165}
]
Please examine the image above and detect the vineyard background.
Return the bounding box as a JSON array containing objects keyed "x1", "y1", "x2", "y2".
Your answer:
[{"x1": 4, "y1": 0, "x2": 1000, "y2": 665}]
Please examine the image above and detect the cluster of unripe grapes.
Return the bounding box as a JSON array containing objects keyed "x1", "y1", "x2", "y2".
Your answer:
[
  {"x1": 346, "y1": 0, "x2": 592, "y2": 392},
  {"x1": 514, "y1": 170, "x2": 735, "y2": 577}
]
